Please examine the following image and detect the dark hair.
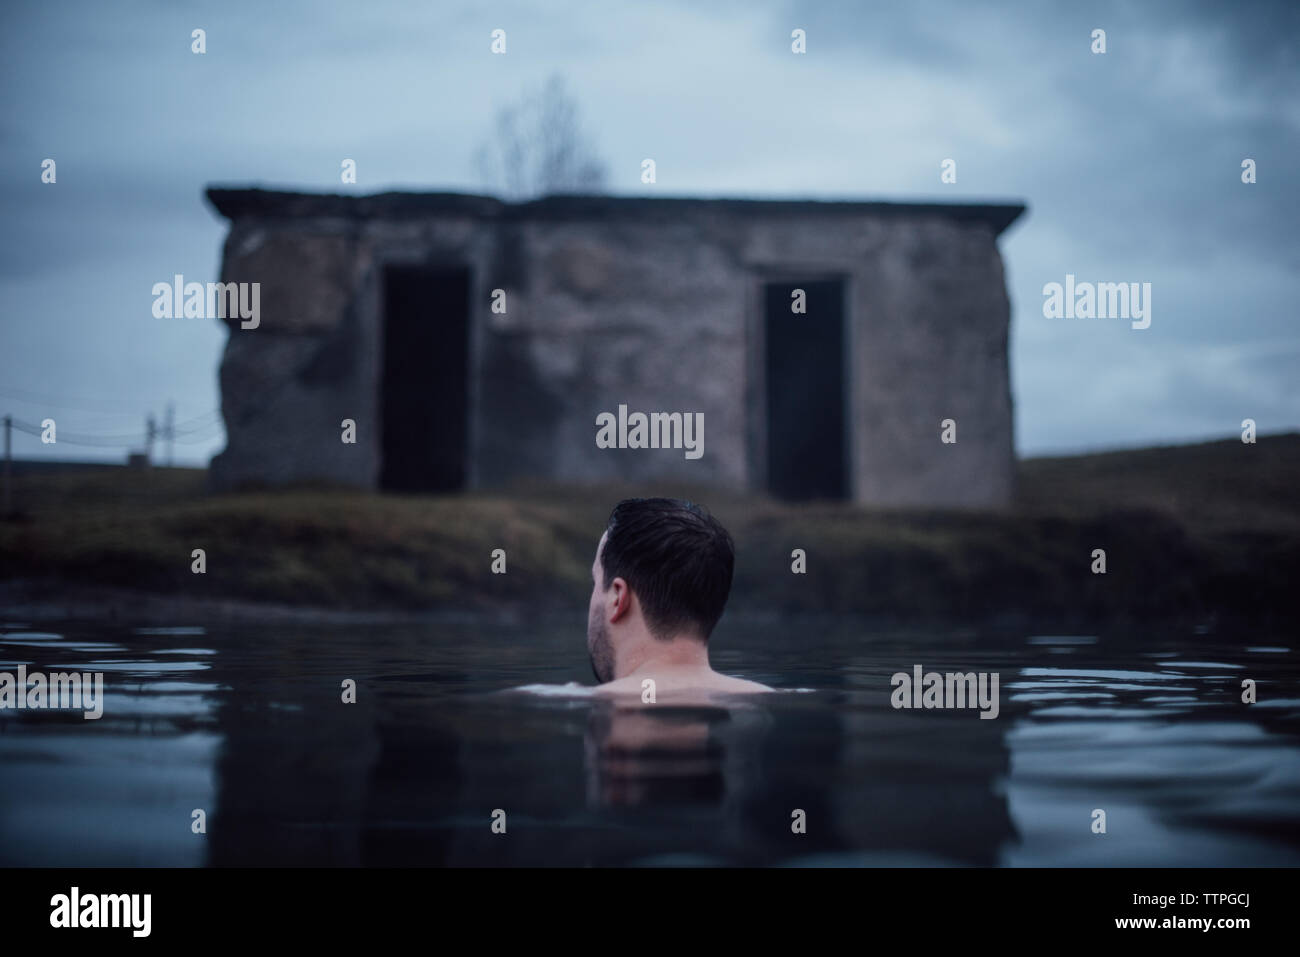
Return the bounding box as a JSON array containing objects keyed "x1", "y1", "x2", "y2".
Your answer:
[{"x1": 599, "y1": 498, "x2": 735, "y2": 641}]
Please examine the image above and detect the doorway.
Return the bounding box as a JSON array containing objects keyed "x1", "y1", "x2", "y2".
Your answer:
[
  {"x1": 379, "y1": 265, "x2": 470, "y2": 492},
  {"x1": 763, "y1": 279, "x2": 847, "y2": 500}
]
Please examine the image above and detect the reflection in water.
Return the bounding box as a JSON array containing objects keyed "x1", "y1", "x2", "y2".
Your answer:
[
  {"x1": 0, "y1": 626, "x2": 219, "y2": 867},
  {"x1": 1, "y1": 620, "x2": 1298, "y2": 866},
  {"x1": 583, "y1": 702, "x2": 769, "y2": 809}
]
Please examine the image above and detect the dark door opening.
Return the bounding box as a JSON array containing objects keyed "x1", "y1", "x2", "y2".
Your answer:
[
  {"x1": 764, "y1": 279, "x2": 847, "y2": 501},
  {"x1": 380, "y1": 266, "x2": 470, "y2": 492}
]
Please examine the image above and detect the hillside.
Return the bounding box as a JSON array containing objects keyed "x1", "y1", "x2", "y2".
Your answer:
[{"x1": 1, "y1": 434, "x2": 1296, "y2": 626}]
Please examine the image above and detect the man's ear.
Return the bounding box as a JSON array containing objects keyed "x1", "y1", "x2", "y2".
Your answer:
[{"x1": 609, "y1": 577, "x2": 632, "y2": 622}]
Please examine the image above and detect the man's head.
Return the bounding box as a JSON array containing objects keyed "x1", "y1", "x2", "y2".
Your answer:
[{"x1": 586, "y1": 498, "x2": 736, "y2": 683}]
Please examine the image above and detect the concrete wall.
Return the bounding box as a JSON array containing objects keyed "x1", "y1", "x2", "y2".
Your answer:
[
  {"x1": 476, "y1": 214, "x2": 750, "y2": 488},
  {"x1": 209, "y1": 219, "x2": 377, "y2": 490},
  {"x1": 207, "y1": 193, "x2": 1017, "y2": 507}
]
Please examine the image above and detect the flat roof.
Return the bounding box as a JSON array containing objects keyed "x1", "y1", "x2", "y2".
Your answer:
[{"x1": 205, "y1": 186, "x2": 1026, "y2": 236}]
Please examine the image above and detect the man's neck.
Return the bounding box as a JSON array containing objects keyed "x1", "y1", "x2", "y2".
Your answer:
[{"x1": 615, "y1": 634, "x2": 712, "y2": 680}]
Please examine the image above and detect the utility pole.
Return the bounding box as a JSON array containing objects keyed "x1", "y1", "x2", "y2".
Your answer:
[
  {"x1": 2, "y1": 415, "x2": 11, "y2": 516},
  {"x1": 165, "y1": 402, "x2": 174, "y2": 467},
  {"x1": 146, "y1": 413, "x2": 157, "y2": 466}
]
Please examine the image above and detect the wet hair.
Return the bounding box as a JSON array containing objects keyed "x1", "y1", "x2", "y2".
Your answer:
[{"x1": 599, "y1": 498, "x2": 735, "y2": 641}]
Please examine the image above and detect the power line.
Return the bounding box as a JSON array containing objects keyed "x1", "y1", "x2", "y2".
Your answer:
[
  {"x1": 10, "y1": 418, "x2": 145, "y2": 447},
  {"x1": 3, "y1": 369, "x2": 234, "y2": 459},
  {"x1": 0, "y1": 386, "x2": 152, "y2": 414},
  {"x1": 7, "y1": 416, "x2": 224, "y2": 449},
  {"x1": 5, "y1": 407, "x2": 220, "y2": 434},
  {"x1": 0, "y1": 389, "x2": 221, "y2": 433},
  {"x1": 173, "y1": 425, "x2": 226, "y2": 444},
  {"x1": 172, "y1": 410, "x2": 223, "y2": 433}
]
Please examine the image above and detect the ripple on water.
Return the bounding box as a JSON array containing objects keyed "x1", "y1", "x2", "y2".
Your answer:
[
  {"x1": 0, "y1": 637, "x2": 125, "y2": 653},
  {"x1": 141, "y1": 682, "x2": 223, "y2": 693},
  {"x1": 3, "y1": 619, "x2": 1297, "y2": 867},
  {"x1": 1008, "y1": 680, "x2": 1197, "y2": 693},
  {"x1": 1021, "y1": 668, "x2": 1188, "y2": 681},
  {"x1": 0, "y1": 632, "x2": 63, "y2": 643},
  {"x1": 1165, "y1": 661, "x2": 1245, "y2": 670},
  {"x1": 1028, "y1": 706, "x2": 1159, "y2": 719},
  {"x1": 59, "y1": 660, "x2": 211, "y2": 673}
]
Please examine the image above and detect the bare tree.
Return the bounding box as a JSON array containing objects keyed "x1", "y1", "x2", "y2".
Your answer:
[{"x1": 474, "y1": 74, "x2": 608, "y2": 200}]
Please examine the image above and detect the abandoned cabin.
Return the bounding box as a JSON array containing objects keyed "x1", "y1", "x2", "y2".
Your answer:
[{"x1": 204, "y1": 188, "x2": 1024, "y2": 506}]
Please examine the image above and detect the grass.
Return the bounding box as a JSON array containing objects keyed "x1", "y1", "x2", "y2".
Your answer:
[{"x1": 1, "y1": 433, "x2": 1296, "y2": 626}]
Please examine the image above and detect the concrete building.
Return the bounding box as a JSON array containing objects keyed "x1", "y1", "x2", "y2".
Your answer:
[{"x1": 204, "y1": 187, "x2": 1024, "y2": 506}]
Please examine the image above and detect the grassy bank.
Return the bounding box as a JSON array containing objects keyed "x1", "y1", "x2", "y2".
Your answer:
[{"x1": 1, "y1": 434, "x2": 1297, "y2": 626}]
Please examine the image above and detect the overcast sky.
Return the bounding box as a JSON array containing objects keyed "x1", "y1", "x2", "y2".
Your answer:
[{"x1": 1, "y1": 0, "x2": 1295, "y2": 465}]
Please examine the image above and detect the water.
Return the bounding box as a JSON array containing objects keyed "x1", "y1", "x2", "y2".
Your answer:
[{"x1": 1, "y1": 617, "x2": 1297, "y2": 866}]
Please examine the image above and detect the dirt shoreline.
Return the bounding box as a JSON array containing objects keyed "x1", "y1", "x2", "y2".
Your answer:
[
  {"x1": 0, "y1": 579, "x2": 529, "y2": 627},
  {"x1": 2, "y1": 434, "x2": 1297, "y2": 630},
  {"x1": 0, "y1": 578, "x2": 1267, "y2": 637}
]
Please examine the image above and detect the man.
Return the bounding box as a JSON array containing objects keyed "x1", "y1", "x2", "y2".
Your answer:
[{"x1": 586, "y1": 497, "x2": 772, "y2": 696}]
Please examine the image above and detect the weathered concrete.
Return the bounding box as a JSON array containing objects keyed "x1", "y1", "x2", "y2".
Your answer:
[{"x1": 205, "y1": 188, "x2": 1024, "y2": 506}]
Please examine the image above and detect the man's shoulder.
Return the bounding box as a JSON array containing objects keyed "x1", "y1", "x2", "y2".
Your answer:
[
  {"x1": 592, "y1": 675, "x2": 646, "y2": 696},
  {"x1": 716, "y1": 675, "x2": 775, "y2": 693},
  {"x1": 593, "y1": 672, "x2": 774, "y2": 697}
]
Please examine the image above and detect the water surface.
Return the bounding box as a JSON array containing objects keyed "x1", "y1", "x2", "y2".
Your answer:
[{"x1": 1, "y1": 617, "x2": 1296, "y2": 866}]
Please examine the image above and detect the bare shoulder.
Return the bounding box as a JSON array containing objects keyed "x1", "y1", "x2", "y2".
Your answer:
[
  {"x1": 591, "y1": 675, "x2": 646, "y2": 697},
  {"x1": 716, "y1": 675, "x2": 775, "y2": 693},
  {"x1": 593, "y1": 672, "x2": 773, "y2": 697}
]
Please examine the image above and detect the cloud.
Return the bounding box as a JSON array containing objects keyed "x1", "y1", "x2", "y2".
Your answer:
[{"x1": 0, "y1": 0, "x2": 1295, "y2": 463}]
